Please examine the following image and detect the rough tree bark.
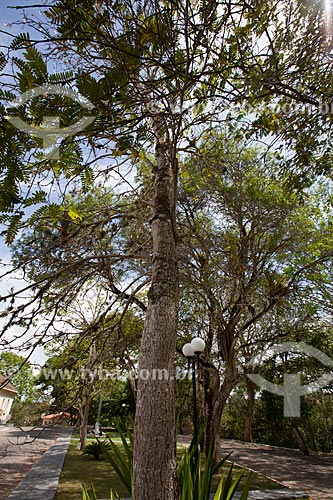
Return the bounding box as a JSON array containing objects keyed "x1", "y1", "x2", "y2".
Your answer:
[{"x1": 133, "y1": 122, "x2": 179, "y2": 499}]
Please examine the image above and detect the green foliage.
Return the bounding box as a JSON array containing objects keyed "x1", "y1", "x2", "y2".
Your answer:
[
  {"x1": 101, "y1": 419, "x2": 134, "y2": 497},
  {"x1": 10, "y1": 33, "x2": 31, "y2": 50},
  {"x1": 0, "y1": 43, "x2": 94, "y2": 241},
  {"x1": 88, "y1": 380, "x2": 135, "y2": 427},
  {"x1": 27, "y1": 203, "x2": 64, "y2": 228},
  {"x1": 82, "y1": 482, "x2": 121, "y2": 500},
  {"x1": 177, "y1": 447, "x2": 250, "y2": 500},
  {"x1": 9, "y1": 400, "x2": 47, "y2": 426},
  {"x1": 220, "y1": 390, "x2": 248, "y2": 441},
  {"x1": 221, "y1": 386, "x2": 333, "y2": 454},
  {"x1": 86, "y1": 420, "x2": 250, "y2": 500},
  {"x1": 83, "y1": 440, "x2": 111, "y2": 460},
  {"x1": 0, "y1": 352, "x2": 35, "y2": 402},
  {"x1": 0, "y1": 52, "x2": 6, "y2": 73},
  {"x1": 253, "y1": 391, "x2": 333, "y2": 453}
]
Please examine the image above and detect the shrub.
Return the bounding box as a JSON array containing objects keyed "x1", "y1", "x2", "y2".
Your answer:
[{"x1": 82, "y1": 440, "x2": 110, "y2": 460}]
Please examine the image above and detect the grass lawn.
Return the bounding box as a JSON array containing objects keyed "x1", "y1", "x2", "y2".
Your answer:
[
  {"x1": 55, "y1": 434, "x2": 306, "y2": 500},
  {"x1": 55, "y1": 435, "x2": 128, "y2": 500}
]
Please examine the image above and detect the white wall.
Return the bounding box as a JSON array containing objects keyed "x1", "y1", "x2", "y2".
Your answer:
[{"x1": 0, "y1": 390, "x2": 15, "y2": 424}]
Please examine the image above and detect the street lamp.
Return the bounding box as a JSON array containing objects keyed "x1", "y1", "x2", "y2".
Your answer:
[{"x1": 182, "y1": 337, "x2": 206, "y2": 464}]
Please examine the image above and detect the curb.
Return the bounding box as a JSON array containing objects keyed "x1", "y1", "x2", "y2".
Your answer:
[{"x1": 106, "y1": 490, "x2": 309, "y2": 500}]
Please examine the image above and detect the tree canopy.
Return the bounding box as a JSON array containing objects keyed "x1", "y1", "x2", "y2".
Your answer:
[
  {"x1": 0, "y1": 351, "x2": 35, "y2": 401},
  {"x1": 2, "y1": 1, "x2": 333, "y2": 498}
]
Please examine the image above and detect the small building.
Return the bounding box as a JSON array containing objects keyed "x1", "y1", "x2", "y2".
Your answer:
[
  {"x1": 42, "y1": 411, "x2": 72, "y2": 426},
  {"x1": 0, "y1": 374, "x2": 18, "y2": 424}
]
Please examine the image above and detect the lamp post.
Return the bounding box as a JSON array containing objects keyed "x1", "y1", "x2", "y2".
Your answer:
[{"x1": 182, "y1": 337, "x2": 206, "y2": 466}]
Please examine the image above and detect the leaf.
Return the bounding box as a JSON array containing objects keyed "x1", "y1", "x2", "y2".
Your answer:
[
  {"x1": 28, "y1": 203, "x2": 64, "y2": 227},
  {"x1": 0, "y1": 52, "x2": 6, "y2": 72},
  {"x1": 68, "y1": 204, "x2": 83, "y2": 222},
  {"x1": 10, "y1": 32, "x2": 31, "y2": 50},
  {"x1": 5, "y1": 212, "x2": 24, "y2": 244},
  {"x1": 100, "y1": 420, "x2": 134, "y2": 496}
]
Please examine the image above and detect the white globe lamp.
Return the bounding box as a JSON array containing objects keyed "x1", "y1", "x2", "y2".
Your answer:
[
  {"x1": 182, "y1": 343, "x2": 194, "y2": 358},
  {"x1": 191, "y1": 337, "x2": 206, "y2": 355}
]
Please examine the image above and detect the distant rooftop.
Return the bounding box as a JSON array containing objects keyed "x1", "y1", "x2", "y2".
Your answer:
[
  {"x1": 43, "y1": 412, "x2": 71, "y2": 420},
  {"x1": 0, "y1": 374, "x2": 19, "y2": 394}
]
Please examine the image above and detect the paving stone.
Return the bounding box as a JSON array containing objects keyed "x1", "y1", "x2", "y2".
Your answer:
[
  {"x1": 230, "y1": 489, "x2": 308, "y2": 499},
  {"x1": 119, "y1": 490, "x2": 308, "y2": 500}
]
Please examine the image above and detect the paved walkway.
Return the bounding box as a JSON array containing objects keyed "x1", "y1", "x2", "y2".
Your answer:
[
  {"x1": 177, "y1": 436, "x2": 333, "y2": 500},
  {"x1": 232, "y1": 491, "x2": 308, "y2": 500},
  {"x1": 3, "y1": 431, "x2": 331, "y2": 500},
  {"x1": 0, "y1": 425, "x2": 64, "y2": 500},
  {"x1": 219, "y1": 439, "x2": 332, "y2": 500},
  {"x1": 6, "y1": 427, "x2": 73, "y2": 500}
]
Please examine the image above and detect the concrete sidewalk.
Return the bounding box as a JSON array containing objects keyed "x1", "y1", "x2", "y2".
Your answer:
[
  {"x1": 121, "y1": 489, "x2": 308, "y2": 500},
  {"x1": 232, "y1": 491, "x2": 308, "y2": 500},
  {"x1": 6, "y1": 427, "x2": 73, "y2": 500},
  {"x1": 219, "y1": 439, "x2": 332, "y2": 500}
]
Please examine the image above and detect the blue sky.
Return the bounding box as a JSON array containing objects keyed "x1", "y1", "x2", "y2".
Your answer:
[
  {"x1": 0, "y1": 2, "x2": 48, "y2": 366},
  {"x1": 1, "y1": 1, "x2": 33, "y2": 41},
  {"x1": 0, "y1": 2, "x2": 135, "y2": 366}
]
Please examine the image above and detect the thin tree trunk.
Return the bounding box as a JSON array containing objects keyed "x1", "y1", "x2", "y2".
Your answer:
[
  {"x1": 96, "y1": 391, "x2": 103, "y2": 424},
  {"x1": 79, "y1": 344, "x2": 96, "y2": 450},
  {"x1": 291, "y1": 420, "x2": 310, "y2": 456},
  {"x1": 202, "y1": 368, "x2": 239, "y2": 465},
  {"x1": 129, "y1": 375, "x2": 137, "y2": 402},
  {"x1": 210, "y1": 379, "x2": 236, "y2": 464},
  {"x1": 243, "y1": 378, "x2": 256, "y2": 442},
  {"x1": 94, "y1": 391, "x2": 103, "y2": 435},
  {"x1": 201, "y1": 363, "x2": 220, "y2": 456},
  {"x1": 79, "y1": 386, "x2": 90, "y2": 451},
  {"x1": 134, "y1": 128, "x2": 179, "y2": 499}
]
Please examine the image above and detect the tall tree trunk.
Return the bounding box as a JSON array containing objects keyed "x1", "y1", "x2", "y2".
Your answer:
[
  {"x1": 79, "y1": 385, "x2": 91, "y2": 451},
  {"x1": 134, "y1": 129, "x2": 179, "y2": 499},
  {"x1": 243, "y1": 378, "x2": 256, "y2": 442}
]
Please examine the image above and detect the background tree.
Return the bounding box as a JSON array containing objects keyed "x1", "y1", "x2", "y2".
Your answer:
[
  {"x1": 37, "y1": 304, "x2": 142, "y2": 447},
  {"x1": 4, "y1": 184, "x2": 147, "y2": 353},
  {"x1": 177, "y1": 133, "x2": 333, "y2": 461},
  {"x1": 88, "y1": 378, "x2": 136, "y2": 428},
  {"x1": 0, "y1": 352, "x2": 35, "y2": 402}
]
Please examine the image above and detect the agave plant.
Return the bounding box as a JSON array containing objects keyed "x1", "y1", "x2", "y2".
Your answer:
[
  {"x1": 82, "y1": 419, "x2": 250, "y2": 500},
  {"x1": 83, "y1": 440, "x2": 111, "y2": 460},
  {"x1": 99, "y1": 418, "x2": 134, "y2": 498},
  {"x1": 177, "y1": 445, "x2": 250, "y2": 500},
  {"x1": 82, "y1": 483, "x2": 120, "y2": 500}
]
